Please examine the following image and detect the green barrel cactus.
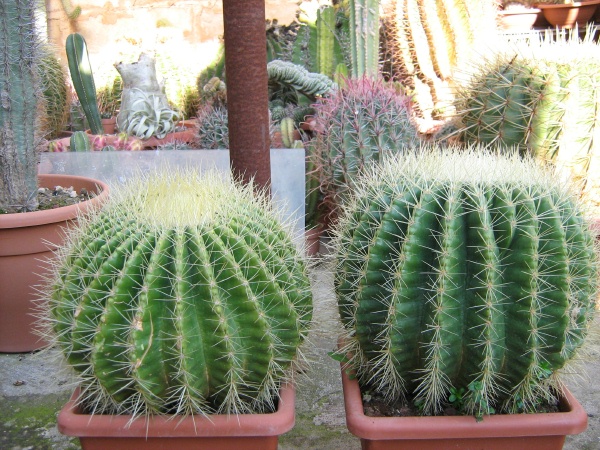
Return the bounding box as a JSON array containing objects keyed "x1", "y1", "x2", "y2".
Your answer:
[
  {"x1": 69, "y1": 130, "x2": 92, "y2": 152},
  {"x1": 44, "y1": 170, "x2": 312, "y2": 416},
  {"x1": 334, "y1": 147, "x2": 598, "y2": 417},
  {"x1": 311, "y1": 77, "x2": 420, "y2": 218}
]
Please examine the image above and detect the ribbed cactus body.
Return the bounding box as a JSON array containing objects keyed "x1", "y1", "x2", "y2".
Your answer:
[
  {"x1": 349, "y1": 0, "x2": 380, "y2": 78},
  {"x1": 456, "y1": 37, "x2": 600, "y2": 204},
  {"x1": 312, "y1": 77, "x2": 419, "y2": 216},
  {"x1": 335, "y1": 148, "x2": 598, "y2": 416},
  {"x1": 47, "y1": 171, "x2": 312, "y2": 416},
  {"x1": 381, "y1": 0, "x2": 497, "y2": 119},
  {"x1": 69, "y1": 130, "x2": 92, "y2": 152},
  {"x1": 267, "y1": 60, "x2": 337, "y2": 100},
  {"x1": 0, "y1": 0, "x2": 43, "y2": 212}
]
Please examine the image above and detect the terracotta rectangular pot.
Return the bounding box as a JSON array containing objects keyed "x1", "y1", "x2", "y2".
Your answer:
[
  {"x1": 341, "y1": 368, "x2": 587, "y2": 450},
  {"x1": 58, "y1": 384, "x2": 295, "y2": 450}
]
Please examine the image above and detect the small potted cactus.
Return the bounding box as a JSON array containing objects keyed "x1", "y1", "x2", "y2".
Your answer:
[
  {"x1": 40, "y1": 169, "x2": 313, "y2": 449},
  {"x1": 332, "y1": 146, "x2": 597, "y2": 449}
]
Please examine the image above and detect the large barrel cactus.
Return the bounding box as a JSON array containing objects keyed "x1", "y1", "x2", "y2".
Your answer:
[
  {"x1": 311, "y1": 77, "x2": 420, "y2": 219},
  {"x1": 334, "y1": 147, "x2": 598, "y2": 417},
  {"x1": 44, "y1": 170, "x2": 312, "y2": 416}
]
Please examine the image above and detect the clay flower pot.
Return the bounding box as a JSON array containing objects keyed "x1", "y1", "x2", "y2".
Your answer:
[
  {"x1": 305, "y1": 224, "x2": 324, "y2": 256},
  {"x1": 58, "y1": 384, "x2": 295, "y2": 450},
  {"x1": 0, "y1": 174, "x2": 109, "y2": 352},
  {"x1": 101, "y1": 117, "x2": 117, "y2": 135},
  {"x1": 340, "y1": 368, "x2": 588, "y2": 450},
  {"x1": 536, "y1": 1, "x2": 600, "y2": 28},
  {"x1": 497, "y1": 7, "x2": 541, "y2": 31}
]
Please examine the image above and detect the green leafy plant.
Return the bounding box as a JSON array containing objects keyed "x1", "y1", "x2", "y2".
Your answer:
[
  {"x1": 120, "y1": 89, "x2": 180, "y2": 139},
  {"x1": 40, "y1": 169, "x2": 313, "y2": 417},
  {"x1": 334, "y1": 146, "x2": 598, "y2": 417}
]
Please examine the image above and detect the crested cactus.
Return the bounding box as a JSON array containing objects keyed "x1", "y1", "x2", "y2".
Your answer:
[
  {"x1": 42, "y1": 169, "x2": 312, "y2": 417},
  {"x1": 267, "y1": 60, "x2": 337, "y2": 100},
  {"x1": 311, "y1": 76, "x2": 420, "y2": 218},
  {"x1": 349, "y1": 0, "x2": 380, "y2": 78},
  {"x1": 334, "y1": 147, "x2": 598, "y2": 417},
  {"x1": 69, "y1": 131, "x2": 92, "y2": 152},
  {"x1": 455, "y1": 35, "x2": 600, "y2": 209},
  {"x1": 380, "y1": 0, "x2": 498, "y2": 120},
  {"x1": 66, "y1": 33, "x2": 104, "y2": 135},
  {"x1": 0, "y1": 0, "x2": 44, "y2": 213}
]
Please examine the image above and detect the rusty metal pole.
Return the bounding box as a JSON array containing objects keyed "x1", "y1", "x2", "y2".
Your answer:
[{"x1": 222, "y1": 0, "x2": 271, "y2": 193}]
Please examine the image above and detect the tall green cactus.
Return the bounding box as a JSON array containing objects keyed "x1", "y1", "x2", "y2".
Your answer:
[
  {"x1": 381, "y1": 0, "x2": 498, "y2": 120},
  {"x1": 349, "y1": 0, "x2": 380, "y2": 78},
  {"x1": 66, "y1": 33, "x2": 103, "y2": 135},
  {"x1": 311, "y1": 77, "x2": 420, "y2": 219},
  {"x1": 40, "y1": 45, "x2": 70, "y2": 140},
  {"x1": 0, "y1": 0, "x2": 44, "y2": 213},
  {"x1": 43, "y1": 170, "x2": 312, "y2": 416},
  {"x1": 334, "y1": 147, "x2": 598, "y2": 417},
  {"x1": 455, "y1": 35, "x2": 600, "y2": 208},
  {"x1": 69, "y1": 130, "x2": 92, "y2": 152}
]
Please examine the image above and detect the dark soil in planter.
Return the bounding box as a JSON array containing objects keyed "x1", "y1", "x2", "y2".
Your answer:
[{"x1": 361, "y1": 385, "x2": 560, "y2": 418}]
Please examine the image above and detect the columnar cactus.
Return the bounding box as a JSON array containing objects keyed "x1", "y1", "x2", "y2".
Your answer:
[
  {"x1": 0, "y1": 0, "x2": 44, "y2": 213},
  {"x1": 43, "y1": 170, "x2": 312, "y2": 416},
  {"x1": 349, "y1": 0, "x2": 380, "y2": 78},
  {"x1": 66, "y1": 33, "x2": 104, "y2": 135},
  {"x1": 334, "y1": 147, "x2": 598, "y2": 417},
  {"x1": 69, "y1": 131, "x2": 92, "y2": 152},
  {"x1": 311, "y1": 77, "x2": 420, "y2": 218},
  {"x1": 380, "y1": 0, "x2": 498, "y2": 119}
]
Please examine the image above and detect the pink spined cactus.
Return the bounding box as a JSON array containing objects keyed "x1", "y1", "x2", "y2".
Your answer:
[
  {"x1": 48, "y1": 140, "x2": 66, "y2": 152},
  {"x1": 91, "y1": 135, "x2": 106, "y2": 151}
]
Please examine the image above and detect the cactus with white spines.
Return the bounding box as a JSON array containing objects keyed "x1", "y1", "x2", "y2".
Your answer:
[
  {"x1": 311, "y1": 76, "x2": 420, "y2": 219},
  {"x1": 334, "y1": 146, "x2": 598, "y2": 417},
  {"x1": 41, "y1": 170, "x2": 312, "y2": 417}
]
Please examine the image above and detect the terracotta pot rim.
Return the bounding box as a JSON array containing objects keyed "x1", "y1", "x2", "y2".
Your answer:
[
  {"x1": 340, "y1": 367, "x2": 588, "y2": 441},
  {"x1": 58, "y1": 383, "x2": 296, "y2": 438},
  {"x1": 535, "y1": 0, "x2": 600, "y2": 9},
  {"x1": 0, "y1": 174, "x2": 109, "y2": 230}
]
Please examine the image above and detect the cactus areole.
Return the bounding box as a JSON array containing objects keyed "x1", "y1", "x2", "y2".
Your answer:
[
  {"x1": 46, "y1": 170, "x2": 312, "y2": 417},
  {"x1": 334, "y1": 148, "x2": 598, "y2": 417}
]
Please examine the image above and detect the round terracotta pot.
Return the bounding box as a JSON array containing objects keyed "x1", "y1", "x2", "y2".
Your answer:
[
  {"x1": 497, "y1": 8, "x2": 541, "y2": 32},
  {"x1": 101, "y1": 117, "x2": 117, "y2": 135},
  {"x1": 537, "y1": 1, "x2": 600, "y2": 28},
  {"x1": 305, "y1": 225, "x2": 324, "y2": 257},
  {"x1": 0, "y1": 174, "x2": 109, "y2": 353}
]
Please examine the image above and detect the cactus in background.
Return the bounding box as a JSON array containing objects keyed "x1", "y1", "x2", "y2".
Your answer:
[
  {"x1": 69, "y1": 131, "x2": 92, "y2": 152},
  {"x1": 40, "y1": 45, "x2": 71, "y2": 139},
  {"x1": 197, "y1": 105, "x2": 229, "y2": 149},
  {"x1": 380, "y1": 0, "x2": 498, "y2": 120},
  {"x1": 317, "y1": 6, "x2": 336, "y2": 78},
  {"x1": 60, "y1": 0, "x2": 81, "y2": 19},
  {"x1": 66, "y1": 33, "x2": 104, "y2": 135},
  {"x1": 43, "y1": 169, "x2": 312, "y2": 416},
  {"x1": 120, "y1": 89, "x2": 180, "y2": 140},
  {"x1": 268, "y1": 60, "x2": 337, "y2": 101},
  {"x1": 280, "y1": 117, "x2": 296, "y2": 148},
  {"x1": 100, "y1": 145, "x2": 116, "y2": 152},
  {"x1": 0, "y1": 0, "x2": 44, "y2": 213},
  {"x1": 349, "y1": 0, "x2": 380, "y2": 78},
  {"x1": 455, "y1": 34, "x2": 600, "y2": 209},
  {"x1": 311, "y1": 77, "x2": 420, "y2": 218},
  {"x1": 334, "y1": 147, "x2": 598, "y2": 417}
]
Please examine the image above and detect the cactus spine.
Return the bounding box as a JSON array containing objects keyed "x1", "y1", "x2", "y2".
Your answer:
[
  {"x1": 0, "y1": 0, "x2": 44, "y2": 212},
  {"x1": 334, "y1": 147, "x2": 598, "y2": 417},
  {"x1": 349, "y1": 0, "x2": 380, "y2": 78},
  {"x1": 66, "y1": 33, "x2": 103, "y2": 135},
  {"x1": 44, "y1": 170, "x2": 312, "y2": 416},
  {"x1": 312, "y1": 77, "x2": 420, "y2": 218}
]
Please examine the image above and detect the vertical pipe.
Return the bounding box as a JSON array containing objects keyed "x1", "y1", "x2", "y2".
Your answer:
[{"x1": 222, "y1": 0, "x2": 271, "y2": 192}]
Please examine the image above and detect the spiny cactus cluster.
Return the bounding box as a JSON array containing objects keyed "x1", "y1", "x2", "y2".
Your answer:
[
  {"x1": 311, "y1": 76, "x2": 420, "y2": 219},
  {"x1": 43, "y1": 169, "x2": 313, "y2": 417},
  {"x1": 334, "y1": 146, "x2": 598, "y2": 417},
  {"x1": 40, "y1": 45, "x2": 70, "y2": 139},
  {"x1": 197, "y1": 104, "x2": 229, "y2": 149}
]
